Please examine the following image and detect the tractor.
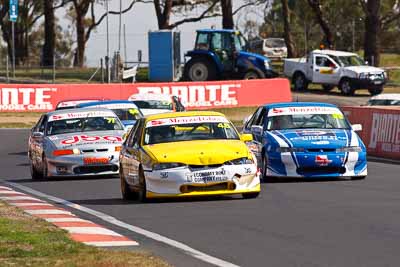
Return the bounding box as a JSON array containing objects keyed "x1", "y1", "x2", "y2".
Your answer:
[{"x1": 183, "y1": 29, "x2": 278, "y2": 81}]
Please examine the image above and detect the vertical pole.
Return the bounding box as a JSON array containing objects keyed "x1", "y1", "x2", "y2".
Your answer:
[
  {"x1": 11, "y1": 22, "x2": 15, "y2": 78},
  {"x1": 53, "y1": 54, "x2": 56, "y2": 83},
  {"x1": 101, "y1": 58, "x2": 104, "y2": 83},
  {"x1": 118, "y1": 0, "x2": 122, "y2": 52},
  {"x1": 352, "y1": 19, "x2": 355, "y2": 52},
  {"x1": 6, "y1": 55, "x2": 9, "y2": 83},
  {"x1": 123, "y1": 24, "x2": 127, "y2": 66},
  {"x1": 106, "y1": 0, "x2": 110, "y2": 83}
]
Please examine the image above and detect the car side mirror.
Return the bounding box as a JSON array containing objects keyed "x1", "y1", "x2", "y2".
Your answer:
[
  {"x1": 32, "y1": 132, "x2": 44, "y2": 138},
  {"x1": 352, "y1": 124, "x2": 362, "y2": 132},
  {"x1": 251, "y1": 125, "x2": 263, "y2": 135},
  {"x1": 240, "y1": 134, "x2": 253, "y2": 142}
]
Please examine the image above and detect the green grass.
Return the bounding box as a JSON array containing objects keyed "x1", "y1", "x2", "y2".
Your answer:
[
  {"x1": 0, "y1": 123, "x2": 34, "y2": 128},
  {"x1": 0, "y1": 202, "x2": 170, "y2": 267}
]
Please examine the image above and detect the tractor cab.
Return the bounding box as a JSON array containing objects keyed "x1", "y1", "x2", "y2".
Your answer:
[{"x1": 184, "y1": 29, "x2": 277, "y2": 81}]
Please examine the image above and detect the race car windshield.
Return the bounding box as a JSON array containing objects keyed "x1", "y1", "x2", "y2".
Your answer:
[
  {"x1": 47, "y1": 116, "x2": 124, "y2": 135},
  {"x1": 267, "y1": 113, "x2": 350, "y2": 130},
  {"x1": 144, "y1": 122, "x2": 239, "y2": 145},
  {"x1": 111, "y1": 108, "x2": 142, "y2": 121},
  {"x1": 132, "y1": 100, "x2": 172, "y2": 110}
]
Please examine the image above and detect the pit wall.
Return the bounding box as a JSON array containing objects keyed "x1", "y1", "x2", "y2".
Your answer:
[
  {"x1": 0, "y1": 79, "x2": 291, "y2": 112},
  {"x1": 342, "y1": 106, "x2": 400, "y2": 160}
]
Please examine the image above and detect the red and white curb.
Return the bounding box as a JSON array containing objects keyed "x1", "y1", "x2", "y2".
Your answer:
[{"x1": 0, "y1": 186, "x2": 138, "y2": 247}]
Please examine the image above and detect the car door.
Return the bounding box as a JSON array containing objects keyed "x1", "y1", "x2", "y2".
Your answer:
[
  {"x1": 312, "y1": 55, "x2": 340, "y2": 84},
  {"x1": 31, "y1": 115, "x2": 47, "y2": 167},
  {"x1": 120, "y1": 119, "x2": 141, "y2": 185},
  {"x1": 247, "y1": 107, "x2": 267, "y2": 165}
]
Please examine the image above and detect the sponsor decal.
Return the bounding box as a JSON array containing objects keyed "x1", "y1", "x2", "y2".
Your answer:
[
  {"x1": 49, "y1": 111, "x2": 115, "y2": 122},
  {"x1": 57, "y1": 100, "x2": 99, "y2": 108},
  {"x1": 146, "y1": 116, "x2": 229, "y2": 128},
  {"x1": 311, "y1": 140, "x2": 330, "y2": 145},
  {"x1": 87, "y1": 103, "x2": 138, "y2": 109},
  {"x1": 315, "y1": 155, "x2": 332, "y2": 166},
  {"x1": 268, "y1": 106, "x2": 341, "y2": 117},
  {"x1": 320, "y1": 69, "x2": 334, "y2": 74},
  {"x1": 83, "y1": 157, "x2": 109, "y2": 165},
  {"x1": 369, "y1": 113, "x2": 400, "y2": 153},
  {"x1": 290, "y1": 130, "x2": 345, "y2": 141},
  {"x1": 135, "y1": 84, "x2": 240, "y2": 108},
  {"x1": 0, "y1": 87, "x2": 56, "y2": 111},
  {"x1": 61, "y1": 135, "x2": 122, "y2": 145},
  {"x1": 160, "y1": 172, "x2": 168, "y2": 179},
  {"x1": 186, "y1": 168, "x2": 228, "y2": 183}
]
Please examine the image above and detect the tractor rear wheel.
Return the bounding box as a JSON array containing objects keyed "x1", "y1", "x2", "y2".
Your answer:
[{"x1": 184, "y1": 58, "x2": 216, "y2": 81}]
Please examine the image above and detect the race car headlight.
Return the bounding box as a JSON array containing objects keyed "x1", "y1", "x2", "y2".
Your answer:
[
  {"x1": 225, "y1": 157, "x2": 254, "y2": 165},
  {"x1": 264, "y1": 60, "x2": 270, "y2": 69},
  {"x1": 153, "y1": 162, "x2": 186, "y2": 170},
  {"x1": 53, "y1": 148, "x2": 80, "y2": 157},
  {"x1": 276, "y1": 147, "x2": 305, "y2": 153},
  {"x1": 359, "y1": 73, "x2": 368, "y2": 79},
  {"x1": 336, "y1": 146, "x2": 362, "y2": 152}
]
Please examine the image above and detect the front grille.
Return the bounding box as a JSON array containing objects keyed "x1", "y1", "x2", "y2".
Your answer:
[
  {"x1": 306, "y1": 148, "x2": 336, "y2": 153},
  {"x1": 297, "y1": 166, "x2": 346, "y2": 175},
  {"x1": 73, "y1": 165, "x2": 118, "y2": 174},
  {"x1": 180, "y1": 182, "x2": 236, "y2": 193},
  {"x1": 188, "y1": 164, "x2": 223, "y2": 170}
]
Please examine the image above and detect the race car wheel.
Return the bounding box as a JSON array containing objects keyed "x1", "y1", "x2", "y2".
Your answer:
[
  {"x1": 339, "y1": 78, "x2": 355, "y2": 96},
  {"x1": 30, "y1": 160, "x2": 42, "y2": 180},
  {"x1": 368, "y1": 86, "x2": 383, "y2": 96},
  {"x1": 242, "y1": 192, "x2": 260, "y2": 199},
  {"x1": 137, "y1": 168, "x2": 148, "y2": 203},
  {"x1": 120, "y1": 167, "x2": 136, "y2": 200},
  {"x1": 261, "y1": 155, "x2": 274, "y2": 182},
  {"x1": 41, "y1": 154, "x2": 48, "y2": 180},
  {"x1": 292, "y1": 72, "x2": 308, "y2": 91}
]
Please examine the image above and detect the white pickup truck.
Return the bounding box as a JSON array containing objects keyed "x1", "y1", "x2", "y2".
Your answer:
[{"x1": 283, "y1": 50, "x2": 387, "y2": 95}]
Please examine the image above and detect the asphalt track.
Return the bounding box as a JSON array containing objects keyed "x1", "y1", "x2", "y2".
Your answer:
[{"x1": 2, "y1": 129, "x2": 400, "y2": 267}]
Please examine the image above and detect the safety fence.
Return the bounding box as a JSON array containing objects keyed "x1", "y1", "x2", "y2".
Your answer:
[{"x1": 342, "y1": 106, "x2": 400, "y2": 160}]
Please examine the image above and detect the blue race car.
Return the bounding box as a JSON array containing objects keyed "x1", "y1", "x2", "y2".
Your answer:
[
  {"x1": 77, "y1": 100, "x2": 143, "y2": 131},
  {"x1": 243, "y1": 102, "x2": 367, "y2": 180}
]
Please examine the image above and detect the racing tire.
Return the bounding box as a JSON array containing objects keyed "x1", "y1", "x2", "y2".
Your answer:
[
  {"x1": 137, "y1": 168, "x2": 148, "y2": 203},
  {"x1": 242, "y1": 192, "x2": 260, "y2": 199},
  {"x1": 292, "y1": 72, "x2": 308, "y2": 91},
  {"x1": 120, "y1": 167, "x2": 137, "y2": 200},
  {"x1": 339, "y1": 78, "x2": 355, "y2": 96},
  {"x1": 322, "y1": 84, "x2": 335, "y2": 92},
  {"x1": 261, "y1": 155, "x2": 275, "y2": 183},
  {"x1": 184, "y1": 58, "x2": 216, "y2": 81},
  {"x1": 368, "y1": 86, "x2": 383, "y2": 96},
  {"x1": 243, "y1": 69, "x2": 265, "y2": 80},
  {"x1": 30, "y1": 160, "x2": 42, "y2": 180},
  {"x1": 41, "y1": 154, "x2": 49, "y2": 180}
]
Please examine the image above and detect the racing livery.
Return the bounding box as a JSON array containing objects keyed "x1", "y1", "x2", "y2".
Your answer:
[
  {"x1": 28, "y1": 108, "x2": 125, "y2": 179},
  {"x1": 243, "y1": 102, "x2": 367, "y2": 179},
  {"x1": 119, "y1": 111, "x2": 260, "y2": 201},
  {"x1": 77, "y1": 100, "x2": 143, "y2": 130}
]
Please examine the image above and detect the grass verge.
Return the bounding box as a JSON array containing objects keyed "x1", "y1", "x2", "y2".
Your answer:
[{"x1": 0, "y1": 201, "x2": 170, "y2": 267}]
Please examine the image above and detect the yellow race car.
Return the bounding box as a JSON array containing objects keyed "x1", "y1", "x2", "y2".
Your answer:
[{"x1": 119, "y1": 111, "x2": 261, "y2": 202}]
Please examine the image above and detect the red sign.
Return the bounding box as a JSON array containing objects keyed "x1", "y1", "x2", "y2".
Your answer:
[
  {"x1": 342, "y1": 106, "x2": 400, "y2": 160},
  {"x1": 0, "y1": 79, "x2": 291, "y2": 112}
]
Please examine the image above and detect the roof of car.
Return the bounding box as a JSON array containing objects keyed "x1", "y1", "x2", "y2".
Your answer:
[
  {"x1": 263, "y1": 102, "x2": 339, "y2": 109},
  {"x1": 129, "y1": 93, "x2": 172, "y2": 102},
  {"x1": 145, "y1": 111, "x2": 225, "y2": 121},
  {"x1": 370, "y1": 93, "x2": 400, "y2": 100},
  {"x1": 77, "y1": 100, "x2": 138, "y2": 108},
  {"x1": 312, "y1": 49, "x2": 357, "y2": 57},
  {"x1": 197, "y1": 29, "x2": 237, "y2": 33},
  {"x1": 46, "y1": 107, "x2": 117, "y2": 117}
]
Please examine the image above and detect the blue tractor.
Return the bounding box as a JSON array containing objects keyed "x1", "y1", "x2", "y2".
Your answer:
[{"x1": 183, "y1": 29, "x2": 278, "y2": 81}]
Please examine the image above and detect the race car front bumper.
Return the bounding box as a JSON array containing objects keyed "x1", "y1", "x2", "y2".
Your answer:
[{"x1": 144, "y1": 164, "x2": 261, "y2": 198}]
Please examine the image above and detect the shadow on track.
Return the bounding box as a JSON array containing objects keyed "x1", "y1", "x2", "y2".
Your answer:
[
  {"x1": 8, "y1": 151, "x2": 28, "y2": 156},
  {"x1": 262, "y1": 177, "x2": 350, "y2": 184},
  {"x1": 6, "y1": 175, "x2": 118, "y2": 183}
]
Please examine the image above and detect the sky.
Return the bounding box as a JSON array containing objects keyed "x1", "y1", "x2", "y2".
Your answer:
[{"x1": 58, "y1": 1, "x2": 265, "y2": 67}]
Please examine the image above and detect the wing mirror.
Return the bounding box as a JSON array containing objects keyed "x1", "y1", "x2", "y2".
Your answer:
[
  {"x1": 251, "y1": 125, "x2": 263, "y2": 135},
  {"x1": 352, "y1": 124, "x2": 362, "y2": 132},
  {"x1": 240, "y1": 134, "x2": 253, "y2": 142},
  {"x1": 32, "y1": 132, "x2": 44, "y2": 138}
]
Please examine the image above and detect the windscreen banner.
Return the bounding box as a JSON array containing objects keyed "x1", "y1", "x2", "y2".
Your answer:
[
  {"x1": 0, "y1": 79, "x2": 291, "y2": 112},
  {"x1": 342, "y1": 106, "x2": 400, "y2": 160}
]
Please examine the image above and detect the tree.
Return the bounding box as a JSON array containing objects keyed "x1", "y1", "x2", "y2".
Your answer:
[
  {"x1": 220, "y1": 0, "x2": 233, "y2": 29},
  {"x1": 281, "y1": 0, "x2": 296, "y2": 57},
  {"x1": 306, "y1": 0, "x2": 334, "y2": 48},
  {"x1": 42, "y1": 0, "x2": 56, "y2": 66}
]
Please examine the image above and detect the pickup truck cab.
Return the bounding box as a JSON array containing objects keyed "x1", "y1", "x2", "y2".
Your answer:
[{"x1": 284, "y1": 50, "x2": 387, "y2": 95}]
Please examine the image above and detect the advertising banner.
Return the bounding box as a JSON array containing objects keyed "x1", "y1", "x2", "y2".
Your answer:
[{"x1": 0, "y1": 79, "x2": 291, "y2": 112}]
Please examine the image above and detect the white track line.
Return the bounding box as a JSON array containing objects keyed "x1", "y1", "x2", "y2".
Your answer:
[
  {"x1": 0, "y1": 186, "x2": 12, "y2": 190},
  {"x1": 0, "y1": 191, "x2": 25, "y2": 195},
  {"x1": 45, "y1": 218, "x2": 90, "y2": 223},
  {"x1": 5, "y1": 182, "x2": 239, "y2": 267},
  {"x1": 10, "y1": 202, "x2": 53, "y2": 207},
  {"x1": 0, "y1": 196, "x2": 43, "y2": 201},
  {"x1": 61, "y1": 227, "x2": 122, "y2": 236},
  {"x1": 84, "y1": 241, "x2": 139, "y2": 247}
]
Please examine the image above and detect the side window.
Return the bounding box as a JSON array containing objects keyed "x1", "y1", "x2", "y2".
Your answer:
[
  {"x1": 33, "y1": 115, "x2": 44, "y2": 132},
  {"x1": 196, "y1": 33, "x2": 209, "y2": 50},
  {"x1": 254, "y1": 108, "x2": 266, "y2": 126},
  {"x1": 173, "y1": 96, "x2": 185, "y2": 111},
  {"x1": 316, "y1": 56, "x2": 335, "y2": 67},
  {"x1": 38, "y1": 116, "x2": 48, "y2": 133},
  {"x1": 211, "y1": 32, "x2": 222, "y2": 50},
  {"x1": 245, "y1": 107, "x2": 262, "y2": 130},
  {"x1": 127, "y1": 120, "x2": 141, "y2": 147}
]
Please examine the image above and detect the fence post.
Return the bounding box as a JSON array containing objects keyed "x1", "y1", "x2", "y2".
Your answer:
[
  {"x1": 101, "y1": 58, "x2": 104, "y2": 83},
  {"x1": 53, "y1": 55, "x2": 56, "y2": 83},
  {"x1": 6, "y1": 55, "x2": 9, "y2": 83}
]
